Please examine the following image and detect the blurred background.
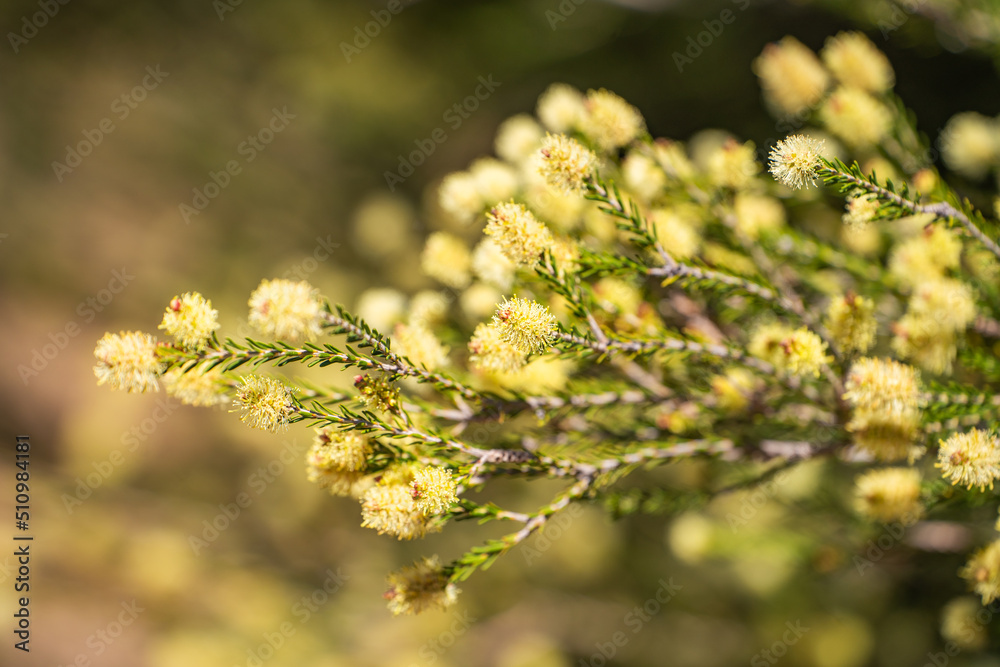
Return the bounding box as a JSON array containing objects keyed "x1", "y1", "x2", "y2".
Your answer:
[{"x1": 3, "y1": 0, "x2": 1000, "y2": 665}]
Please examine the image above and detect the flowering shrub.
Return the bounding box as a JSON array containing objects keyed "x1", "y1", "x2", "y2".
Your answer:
[{"x1": 95, "y1": 31, "x2": 1000, "y2": 619}]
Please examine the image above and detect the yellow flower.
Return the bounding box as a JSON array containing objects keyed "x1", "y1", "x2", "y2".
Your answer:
[
  {"x1": 355, "y1": 287, "x2": 406, "y2": 333},
  {"x1": 162, "y1": 366, "x2": 230, "y2": 407},
  {"x1": 710, "y1": 368, "x2": 758, "y2": 414},
  {"x1": 937, "y1": 429, "x2": 1000, "y2": 491},
  {"x1": 492, "y1": 355, "x2": 573, "y2": 394},
  {"x1": 708, "y1": 139, "x2": 759, "y2": 189},
  {"x1": 753, "y1": 36, "x2": 830, "y2": 116},
  {"x1": 539, "y1": 133, "x2": 597, "y2": 194},
  {"x1": 622, "y1": 152, "x2": 666, "y2": 204},
  {"x1": 843, "y1": 358, "x2": 922, "y2": 461},
  {"x1": 354, "y1": 375, "x2": 401, "y2": 414},
  {"x1": 408, "y1": 290, "x2": 450, "y2": 326},
  {"x1": 470, "y1": 158, "x2": 519, "y2": 205},
  {"x1": 393, "y1": 322, "x2": 449, "y2": 371},
  {"x1": 940, "y1": 597, "x2": 988, "y2": 651},
  {"x1": 485, "y1": 201, "x2": 553, "y2": 268},
  {"x1": 843, "y1": 358, "x2": 921, "y2": 414},
  {"x1": 892, "y1": 278, "x2": 975, "y2": 374},
  {"x1": 421, "y1": 232, "x2": 472, "y2": 289},
  {"x1": 93, "y1": 331, "x2": 163, "y2": 393},
  {"x1": 941, "y1": 112, "x2": 1000, "y2": 180},
  {"x1": 468, "y1": 322, "x2": 527, "y2": 374},
  {"x1": 361, "y1": 484, "x2": 437, "y2": 540},
  {"x1": 536, "y1": 83, "x2": 586, "y2": 133},
  {"x1": 854, "y1": 468, "x2": 923, "y2": 523},
  {"x1": 384, "y1": 556, "x2": 459, "y2": 615},
  {"x1": 581, "y1": 88, "x2": 645, "y2": 152},
  {"x1": 733, "y1": 192, "x2": 786, "y2": 239},
  {"x1": 650, "y1": 209, "x2": 700, "y2": 260},
  {"x1": 411, "y1": 467, "x2": 458, "y2": 516},
  {"x1": 471, "y1": 238, "x2": 515, "y2": 291},
  {"x1": 821, "y1": 31, "x2": 894, "y2": 93},
  {"x1": 825, "y1": 294, "x2": 877, "y2": 355},
  {"x1": 233, "y1": 375, "x2": 293, "y2": 432},
  {"x1": 495, "y1": 113, "x2": 544, "y2": 164},
  {"x1": 961, "y1": 540, "x2": 1000, "y2": 604},
  {"x1": 842, "y1": 194, "x2": 880, "y2": 229},
  {"x1": 248, "y1": 279, "x2": 323, "y2": 343},
  {"x1": 312, "y1": 427, "x2": 372, "y2": 472},
  {"x1": 306, "y1": 459, "x2": 363, "y2": 497},
  {"x1": 158, "y1": 292, "x2": 219, "y2": 349},
  {"x1": 492, "y1": 296, "x2": 557, "y2": 355},
  {"x1": 888, "y1": 225, "x2": 962, "y2": 288},
  {"x1": 438, "y1": 171, "x2": 483, "y2": 224},
  {"x1": 748, "y1": 323, "x2": 830, "y2": 377},
  {"x1": 768, "y1": 135, "x2": 824, "y2": 189},
  {"x1": 820, "y1": 87, "x2": 892, "y2": 148},
  {"x1": 305, "y1": 427, "x2": 371, "y2": 497}
]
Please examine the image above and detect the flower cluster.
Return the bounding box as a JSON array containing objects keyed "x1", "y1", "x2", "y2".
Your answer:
[
  {"x1": 936, "y1": 429, "x2": 1000, "y2": 491},
  {"x1": 248, "y1": 278, "x2": 324, "y2": 343},
  {"x1": 305, "y1": 428, "x2": 371, "y2": 497},
  {"x1": 91, "y1": 34, "x2": 1000, "y2": 623},
  {"x1": 233, "y1": 375, "x2": 294, "y2": 432},
  {"x1": 93, "y1": 331, "x2": 163, "y2": 394},
  {"x1": 158, "y1": 292, "x2": 219, "y2": 349},
  {"x1": 854, "y1": 467, "x2": 923, "y2": 523},
  {"x1": 384, "y1": 556, "x2": 459, "y2": 616},
  {"x1": 492, "y1": 296, "x2": 557, "y2": 355},
  {"x1": 825, "y1": 293, "x2": 876, "y2": 355},
  {"x1": 748, "y1": 323, "x2": 830, "y2": 378},
  {"x1": 843, "y1": 358, "x2": 922, "y2": 462},
  {"x1": 485, "y1": 202, "x2": 553, "y2": 269}
]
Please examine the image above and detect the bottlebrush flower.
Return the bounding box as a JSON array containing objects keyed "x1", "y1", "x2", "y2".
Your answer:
[
  {"x1": 539, "y1": 133, "x2": 597, "y2": 194},
  {"x1": 492, "y1": 296, "x2": 557, "y2": 355},
  {"x1": 937, "y1": 428, "x2": 1000, "y2": 491},
  {"x1": 158, "y1": 292, "x2": 219, "y2": 349},
  {"x1": 854, "y1": 467, "x2": 923, "y2": 523},
  {"x1": 768, "y1": 135, "x2": 824, "y2": 189},
  {"x1": 411, "y1": 467, "x2": 458, "y2": 516},
  {"x1": 961, "y1": 540, "x2": 1000, "y2": 604},
  {"x1": 93, "y1": 331, "x2": 163, "y2": 393},
  {"x1": 248, "y1": 278, "x2": 323, "y2": 343},
  {"x1": 485, "y1": 202, "x2": 553, "y2": 269},
  {"x1": 384, "y1": 556, "x2": 459, "y2": 615},
  {"x1": 233, "y1": 375, "x2": 293, "y2": 432}
]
